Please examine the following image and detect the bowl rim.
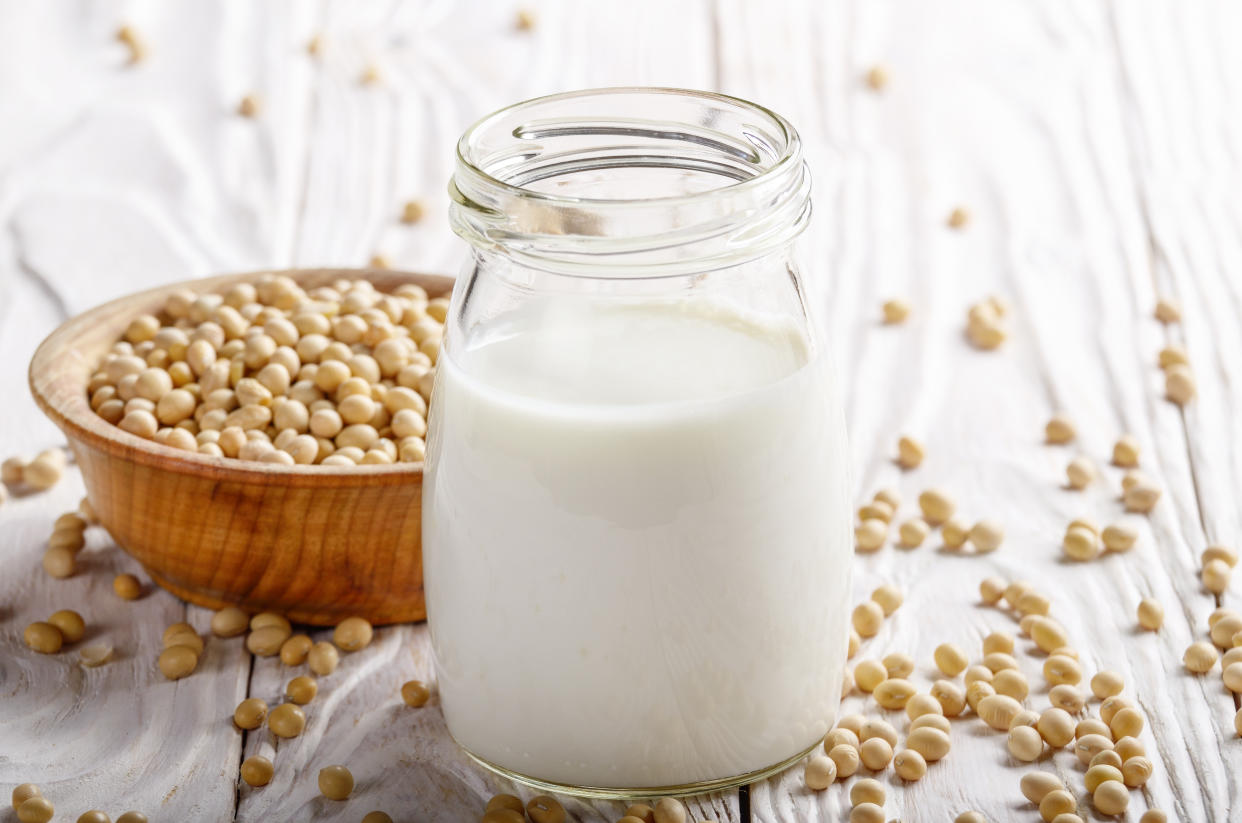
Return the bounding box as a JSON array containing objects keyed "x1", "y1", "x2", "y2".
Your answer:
[{"x1": 29, "y1": 267, "x2": 454, "y2": 487}]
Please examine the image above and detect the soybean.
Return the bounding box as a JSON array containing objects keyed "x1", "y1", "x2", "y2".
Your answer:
[
  {"x1": 828, "y1": 743, "x2": 861, "y2": 778},
  {"x1": 1093, "y1": 781, "x2": 1129, "y2": 816},
  {"x1": 850, "y1": 777, "x2": 885, "y2": 806},
  {"x1": 402, "y1": 680, "x2": 431, "y2": 707},
  {"x1": 907, "y1": 726, "x2": 951, "y2": 761},
  {"x1": 1039, "y1": 790, "x2": 1077, "y2": 822},
  {"x1": 1037, "y1": 708, "x2": 1075, "y2": 747},
  {"x1": 898, "y1": 517, "x2": 930, "y2": 548},
  {"x1": 12, "y1": 784, "x2": 42, "y2": 810},
  {"x1": 318, "y1": 765, "x2": 354, "y2": 800},
  {"x1": 233, "y1": 698, "x2": 268, "y2": 730},
  {"x1": 852, "y1": 601, "x2": 885, "y2": 638},
  {"x1": 1090, "y1": 670, "x2": 1124, "y2": 699},
  {"x1": 158, "y1": 646, "x2": 198, "y2": 680},
  {"x1": 16, "y1": 797, "x2": 54, "y2": 823},
  {"x1": 308, "y1": 641, "x2": 340, "y2": 675},
  {"x1": 896, "y1": 435, "x2": 925, "y2": 469},
  {"x1": 893, "y1": 748, "x2": 927, "y2": 781},
  {"x1": 24, "y1": 622, "x2": 64, "y2": 654},
  {"x1": 211, "y1": 607, "x2": 249, "y2": 637},
  {"x1": 870, "y1": 584, "x2": 903, "y2": 615},
  {"x1": 268, "y1": 703, "x2": 307, "y2": 738},
  {"x1": 860, "y1": 718, "x2": 898, "y2": 747},
  {"x1": 1184, "y1": 641, "x2": 1219, "y2": 673},
  {"x1": 850, "y1": 803, "x2": 885, "y2": 823},
  {"x1": 1112, "y1": 435, "x2": 1140, "y2": 467},
  {"x1": 1045, "y1": 415, "x2": 1076, "y2": 444},
  {"x1": 240, "y1": 755, "x2": 274, "y2": 787},
  {"x1": 286, "y1": 675, "x2": 318, "y2": 704},
  {"x1": 113, "y1": 573, "x2": 142, "y2": 600},
  {"x1": 918, "y1": 488, "x2": 955, "y2": 525},
  {"x1": 968, "y1": 519, "x2": 1004, "y2": 552},
  {"x1": 855, "y1": 519, "x2": 888, "y2": 552},
  {"x1": 1007, "y1": 725, "x2": 1043, "y2": 762},
  {"x1": 1020, "y1": 771, "x2": 1063, "y2": 804},
  {"x1": 280, "y1": 634, "x2": 313, "y2": 665},
  {"x1": 942, "y1": 516, "x2": 969, "y2": 549},
  {"x1": 1066, "y1": 457, "x2": 1095, "y2": 489},
  {"x1": 873, "y1": 678, "x2": 916, "y2": 709}
]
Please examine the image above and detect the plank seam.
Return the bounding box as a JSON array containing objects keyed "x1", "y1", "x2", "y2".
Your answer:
[
  {"x1": 233, "y1": 651, "x2": 257, "y2": 823},
  {"x1": 8, "y1": 221, "x2": 71, "y2": 321},
  {"x1": 1106, "y1": 6, "x2": 1240, "y2": 814}
]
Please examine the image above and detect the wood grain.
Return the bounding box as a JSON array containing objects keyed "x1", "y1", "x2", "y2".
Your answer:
[
  {"x1": 728, "y1": 0, "x2": 1242, "y2": 820},
  {"x1": 2, "y1": 1, "x2": 1239, "y2": 821}
]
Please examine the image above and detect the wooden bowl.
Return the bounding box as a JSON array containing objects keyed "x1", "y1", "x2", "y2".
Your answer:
[{"x1": 29, "y1": 268, "x2": 454, "y2": 626}]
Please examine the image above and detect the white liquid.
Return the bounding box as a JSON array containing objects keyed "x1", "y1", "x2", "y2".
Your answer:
[{"x1": 423, "y1": 297, "x2": 851, "y2": 789}]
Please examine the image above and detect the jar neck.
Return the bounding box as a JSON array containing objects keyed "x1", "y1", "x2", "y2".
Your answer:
[{"x1": 449, "y1": 88, "x2": 811, "y2": 278}]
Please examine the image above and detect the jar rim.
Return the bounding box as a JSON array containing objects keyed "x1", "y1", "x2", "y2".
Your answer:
[
  {"x1": 454, "y1": 87, "x2": 801, "y2": 207},
  {"x1": 449, "y1": 87, "x2": 811, "y2": 277}
]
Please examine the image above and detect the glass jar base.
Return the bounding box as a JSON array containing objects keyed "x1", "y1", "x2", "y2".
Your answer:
[{"x1": 458, "y1": 738, "x2": 821, "y2": 800}]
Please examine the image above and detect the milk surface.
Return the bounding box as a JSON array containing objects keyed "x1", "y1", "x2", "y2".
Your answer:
[{"x1": 423, "y1": 296, "x2": 851, "y2": 789}]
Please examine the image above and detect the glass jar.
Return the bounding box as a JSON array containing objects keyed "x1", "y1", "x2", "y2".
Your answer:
[{"x1": 425, "y1": 88, "x2": 851, "y2": 797}]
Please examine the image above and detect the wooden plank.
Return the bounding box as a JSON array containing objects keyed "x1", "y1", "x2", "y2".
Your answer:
[
  {"x1": 715, "y1": 0, "x2": 1241, "y2": 820},
  {"x1": 0, "y1": 510, "x2": 252, "y2": 821},
  {"x1": 1107, "y1": 0, "x2": 1242, "y2": 576},
  {"x1": 1107, "y1": 0, "x2": 1242, "y2": 777}
]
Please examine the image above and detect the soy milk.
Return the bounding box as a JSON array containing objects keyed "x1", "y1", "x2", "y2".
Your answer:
[{"x1": 423, "y1": 297, "x2": 850, "y2": 789}]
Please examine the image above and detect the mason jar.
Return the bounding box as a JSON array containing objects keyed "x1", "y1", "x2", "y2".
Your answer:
[{"x1": 424, "y1": 87, "x2": 851, "y2": 797}]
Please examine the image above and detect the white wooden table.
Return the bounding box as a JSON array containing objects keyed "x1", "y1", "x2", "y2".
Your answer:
[{"x1": 3, "y1": 1, "x2": 1240, "y2": 820}]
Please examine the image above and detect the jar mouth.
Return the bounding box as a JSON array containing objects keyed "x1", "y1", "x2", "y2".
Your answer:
[{"x1": 450, "y1": 87, "x2": 810, "y2": 277}]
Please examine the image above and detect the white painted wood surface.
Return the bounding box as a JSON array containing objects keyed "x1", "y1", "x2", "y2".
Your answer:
[{"x1": 1, "y1": 1, "x2": 1239, "y2": 821}]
